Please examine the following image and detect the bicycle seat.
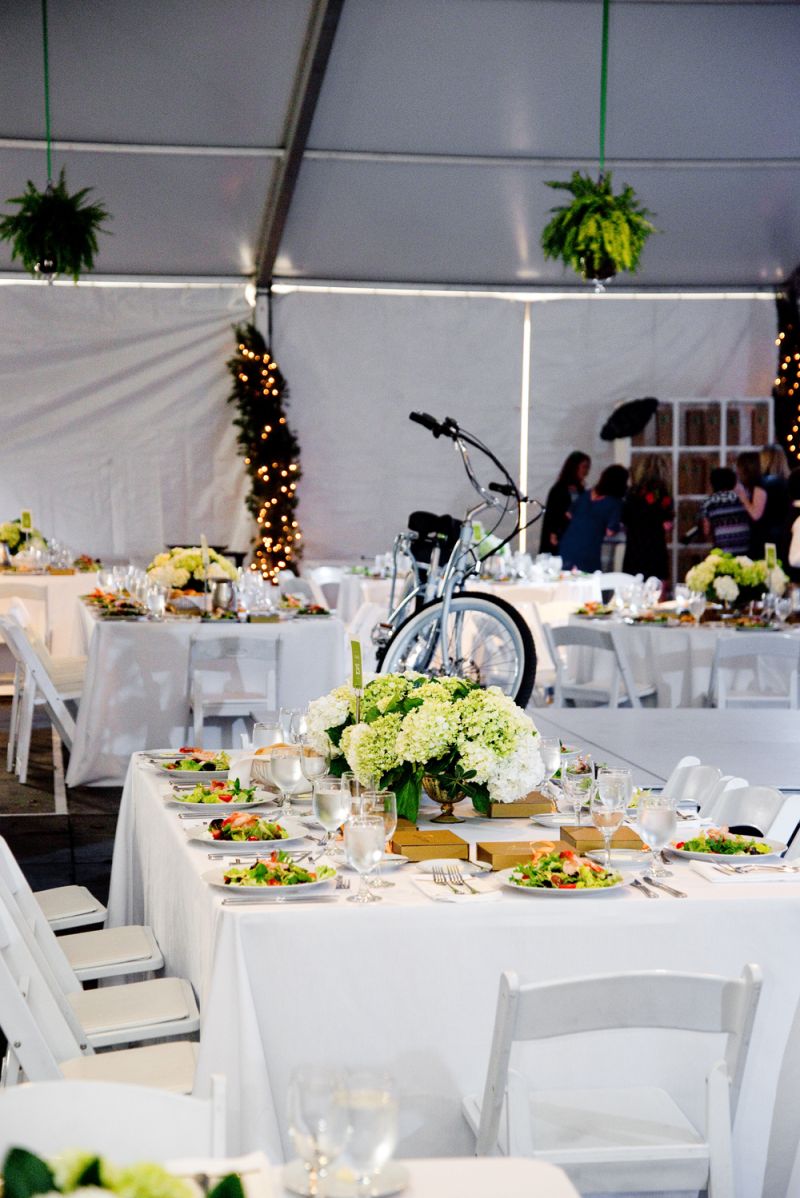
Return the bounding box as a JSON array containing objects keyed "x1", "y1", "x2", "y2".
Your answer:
[{"x1": 406, "y1": 511, "x2": 462, "y2": 565}]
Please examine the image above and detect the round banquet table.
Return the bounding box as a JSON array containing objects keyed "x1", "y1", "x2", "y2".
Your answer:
[
  {"x1": 66, "y1": 605, "x2": 347, "y2": 786},
  {"x1": 107, "y1": 749, "x2": 800, "y2": 1195}
]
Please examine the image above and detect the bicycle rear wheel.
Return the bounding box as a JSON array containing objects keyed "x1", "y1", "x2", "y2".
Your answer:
[{"x1": 378, "y1": 591, "x2": 536, "y2": 706}]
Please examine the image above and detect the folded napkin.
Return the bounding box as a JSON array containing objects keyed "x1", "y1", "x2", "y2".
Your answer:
[
  {"x1": 690, "y1": 861, "x2": 800, "y2": 884},
  {"x1": 412, "y1": 875, "x2": 500, "y2": 903},
  {"x1": 166, "y1": 1153, "x2": 273, "y2": 1198}
]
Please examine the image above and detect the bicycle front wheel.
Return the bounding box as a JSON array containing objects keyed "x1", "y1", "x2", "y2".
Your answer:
[{"x1": 378, "y1": 591, "x2": 536, "y2": 706}]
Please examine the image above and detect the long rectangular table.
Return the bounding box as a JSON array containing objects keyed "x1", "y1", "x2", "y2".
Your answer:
[
  {"x1": 108, "y1": 751, "x2": 800, "y2": 1195},
  {"x1": 67, "y1": 609, "x2": 347, "y2": 786}
]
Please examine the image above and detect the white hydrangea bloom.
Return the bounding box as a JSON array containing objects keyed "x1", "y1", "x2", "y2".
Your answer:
[
  {"x1": 484, "y1": 733, "x2": 545, "y2": 803},
  {"x1": 713, "y1": 575, "x2": 739, "y2": 602}
]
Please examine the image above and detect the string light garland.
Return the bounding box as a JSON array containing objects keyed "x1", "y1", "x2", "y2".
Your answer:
[
  {"x1": 772, "y1": 266, "x2": 800, "y2": 465},
  {"x1": 226, "y1": 323, "x2": 302, "y2": 579}
]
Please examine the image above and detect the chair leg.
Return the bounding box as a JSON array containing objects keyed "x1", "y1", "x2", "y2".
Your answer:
[
  {"x1": 6, "y1": 663, "x2": 22, "y2": 772},
  {"x1": 16, "y1": 675, "x2": 37, "y2": 784},
  {"x1": 193, "y1": 702, "x2": 204, "y2": 747}
]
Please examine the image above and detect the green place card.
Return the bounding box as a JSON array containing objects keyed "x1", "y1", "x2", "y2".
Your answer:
[
  {"x1": 19, "y1": 510, "x2": 32, "y2": 531},
  {"x1": 350, "y1": 639, "x2": 363, "y2": 691},
  {"x1": 765, "y1": 543, "x2": 777, "y2": 570}
]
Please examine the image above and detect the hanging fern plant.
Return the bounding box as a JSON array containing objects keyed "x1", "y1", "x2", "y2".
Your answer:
[
  {"x1": 0, "y1": 168, "x2": 109, "y2": 281},
  {"x1": 0, "y1": 0, "x2": 110, "y2": 282},
  {"x1": 540, "y1": 171, "x2": 656, "y2": 281}
]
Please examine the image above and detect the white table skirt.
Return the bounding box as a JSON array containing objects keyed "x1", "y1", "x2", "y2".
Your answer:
[
  {"x1": 66, "y1": 609, "x2": 347, "y2": 786},
  {"x1": 0, "y1": 572, "x2": 97, "y2": 690},
  {"x1": 567, "y1": 619, "x2": 800, "y2": 708},
  {"x1": 108, "y1": 752, "x2": 800, "y2": 1195}
]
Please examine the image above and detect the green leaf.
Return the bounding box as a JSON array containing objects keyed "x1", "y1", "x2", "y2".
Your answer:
[
  {"x1": 2, "y1": 1149, "x2": 56, "y2": 1198},
  {"x1": 75, "y1": 1160, "x2": 103, "y2": 1188},
  {"x1": 209, "y1": 1176, "x2": 246, "y2": 1198}
]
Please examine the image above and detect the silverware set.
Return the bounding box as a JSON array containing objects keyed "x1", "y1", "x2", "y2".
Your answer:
[
  {"x1": 713, "y1": 861, "x2": 800, "y2": 876},
  {"x1": 631, "y1": 875, "x2": 688, "y2": 899},
  {"x1": 431, "y1": 863, "x2": 480, "y2": 895}
]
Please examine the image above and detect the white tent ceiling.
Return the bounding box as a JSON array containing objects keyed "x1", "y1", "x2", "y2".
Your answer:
[{"x1": 0, "y1": 0, "x2": 798, "y2": 287}]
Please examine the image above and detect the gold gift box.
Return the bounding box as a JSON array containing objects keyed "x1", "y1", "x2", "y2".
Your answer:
[
  {"x1": 559, "y1": 825, "x2": 645, "y2": 851},
  {"x1": 476, "y1": 839, "x2": 571, "y2": 871},
  {"x1": 488, "y1": 790, "x2": 556, "y2": 819},
  {"x1": 391, "y1": 828, "x2": 469, "y2": 862},
  {"x1": 47, "y1": 567, "x2": 76, "y2": 575}
]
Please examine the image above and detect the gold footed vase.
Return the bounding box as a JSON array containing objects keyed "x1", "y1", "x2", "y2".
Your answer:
[{"x1": 422, "y1": 775, "x2": 466, "y2": 824}]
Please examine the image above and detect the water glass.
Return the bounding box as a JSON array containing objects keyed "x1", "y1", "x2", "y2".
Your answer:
[
  {"x1": 344, "y1": 816, "x2": 385, "y2": 903},
  {"x1": 97, "y1": 567, "x2": 114, "y2": 592},
  {"x1": 145, "y1": 585, "x2": 166, "y2": 621},
  {"x1": 688, "y1": 593, "x2": 707, "y2": 626},
  {"x1": 269, "y1": 744, "x2": 304, "y2": 809},
  {"x1": 673, "y1": 583, "x2": 691, "y2": 615},
  {"x1": 638, "y1": 792, "x2": 678, "y2": 877},
  {"x1": 538, "y1": 736, "x2": 562, "y2": 801},
  {"x1": 362, "y1": 790, "x2": 397, "y2": 889},
  {"x1": 300, "y1": 738, "x2": 331, "y2": 787},
  {"x1": 287, "y1": 1067, "x2": 349, "y2": 1197},
  {"x1": 282, "y1": 707, "x2": 309, "y2": 743},
  {"x1": 562, "y1": 753, "x2": 593, "y2": 824},
  {"x1": 252, "y1": 717, "x2": 283, "y2": 749},
  {"x1": 592, "y1": 769, "x2": 630, "y2": 871},
  {"x1": 337, "y1": 1070, "x2": 399, "y2": 1195},
  {"x1": 312, "y1": 775, "x2": 351, "y2": 852}
]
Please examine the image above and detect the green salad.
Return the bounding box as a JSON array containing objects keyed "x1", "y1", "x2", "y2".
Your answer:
[
  {"x1": 224, "y1": 851, "x2": 335, "y2": 887},
  {"x1": 208, "y1": 812, "x2": 288, "y2": 841},
  {"x1": 175, "y1": 778, "x2": 256, "y2": 805},
  {"x1": 674, "y1": 830, "x2": 771, "y2": 856},
  {"x1": 166, "y1": 751, "x2": 230, "y2": 772},
  {"x1": 510, "y1": 850, "x2": 622, "y2": 890}
]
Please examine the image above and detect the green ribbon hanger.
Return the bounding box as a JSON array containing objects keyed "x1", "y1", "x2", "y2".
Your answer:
[
  {"x1": 598, "y1": 0, "x2": 610, "y2": 178},
  {"x1": 41, "y1": 0, "x2": 53, "y2": 183}
]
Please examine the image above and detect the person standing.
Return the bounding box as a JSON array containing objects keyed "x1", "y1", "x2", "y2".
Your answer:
[
  {"x1": 559, "y1": 464, "x2": 629, "y2": 572},
  {"x1": 734, "y1": 451, "x2": 768, "y2": 556},
  {"x1": 539, "y1": 451, "x2": 591, "y2": 553},
  {"x1": 621, "y1": 454, "x2": 674, "y2": 583},
  {"x1": 697, "y1": 467, "x2": 751, "y2": 555},
  {"x1": 759, "y1": 443, "x2": 791, "y2": 563}
]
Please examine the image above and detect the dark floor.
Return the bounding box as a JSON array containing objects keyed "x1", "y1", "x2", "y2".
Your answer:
[{"x1": 0, "y1": 699, "x2": 120, "y2": 904}]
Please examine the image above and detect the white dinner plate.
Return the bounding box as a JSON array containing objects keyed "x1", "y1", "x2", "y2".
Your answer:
[
  {"x1": 186, "y1": 815, "x2": 309, "y2": 851},
  {"x1": 497, "y1": 866, "x2": 632, "y2": 896},
  {"x1": 413, "y1": 857, "x2": 491, "y2": 875},
  {"x1": 532, "y1": 813, "x2": 579, "y2": 828},
  {"x1": 201, "y1": 865, "x2": 336, "y2": 899},
  {"x1": 668, "y1": 837, "x2": 786, "y2": 863},
  {"x1": 337, "y1": 852, "x2": 410, "y2": 871},
  {"x1": 156, "y1": 763, "x2": 230, "y2": 782},
  {"x1": 166, "y1": 790, "x2": 271, "y2": 813}
]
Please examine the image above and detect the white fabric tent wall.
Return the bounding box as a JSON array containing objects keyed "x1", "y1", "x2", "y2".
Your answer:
[
  {"x1": 0, "y1": 285, "x2": 252, "y2": 562},
  {"x1": 273, "y1": 290, "x2": 778, "y2": 560}
]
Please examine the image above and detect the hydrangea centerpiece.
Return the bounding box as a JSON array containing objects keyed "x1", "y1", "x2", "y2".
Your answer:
[
  {"x1": 0, "y1": 519, "x2": 46, "y2": 555},
  {"x1": 0, "y1": 1148, "x2": 243, "y2": 1198},
  {"x1": 685, "y1": 549, "x2": 788, "y2": 607},
  {"x1": 146, "y1": 546, "x2": 237, "y2": 592},
  {"x1": 306, "y1": 673, "x2": 544, "y2": 821}
]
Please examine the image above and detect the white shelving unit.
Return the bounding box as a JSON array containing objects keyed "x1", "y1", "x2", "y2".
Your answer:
[{"x1": 630, "y1": 397, "x2": 774, "y2": 585}]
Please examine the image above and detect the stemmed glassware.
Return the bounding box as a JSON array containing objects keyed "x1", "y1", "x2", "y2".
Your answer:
[
  {"x1": 362, "y1": 791, "x2": 397, "y2": 889},
  {"x1": 312, "y1": 774, "x2": 350, "y2": 854},
  {"x1": 592, "y1": 769, "x2": 631, "y2": 871},
  {"x1": 268, "y1": 744, "x2": 304, "y2": 810},
  {"x1": 336, "y1": 1071, "x2": 399, "y2": 1196},
  {"x1": 344, "y1": 815, "x2": 385, "y2": 903},
  {"x1": 287, "y1": 1067, "x2": 349, "y2": 1198},
  {"x1": 687, "y1": 593, "x2": 707, "y2": 626},
  {"x1": 638, "y1": 791, "x2": 678, "y2": 878},
  {"x1": 561, "y1": 753, "x2": 594, "y2": 825},
  {"x1": 673, "y1": 583, "x2": 691, "y2": 615},
  {"x1": 282, "y1": 707, "x2": 309, "y2": 743},
  {"x1": 538, "y1": 737, "x2": 562, "y2": 802},
  {"x1": 300, "y1": 738, "x2": 331, "y2": 789},
  {"x1": 145, "y1": 585, "x2": 166, "y2": 621},
  {"x1": 252, "y1": 716, "x2": 283, "y2": 749}
]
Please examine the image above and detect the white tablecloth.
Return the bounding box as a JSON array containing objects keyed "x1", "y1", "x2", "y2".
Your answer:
[
  {"x1": 67, "y1": 609, "x2": 347, "y2": 786},
  {"x1": 271, "y1": 1157, "x2": 578, "y2": 1197},
  {"x1": 108, "y1": 752, "x2": 800, "y2": 1195},
  {"x1": 568, "y1": 619, "x2": 800, "y2": 708},
  {"x1": 0, "y1": 571, "x2": 96, "y2": 654}
]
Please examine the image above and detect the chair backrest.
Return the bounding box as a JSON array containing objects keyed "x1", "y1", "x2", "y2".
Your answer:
[
  {"x1": 594, "y1": 571, "x2": 639, "y2": 596},
  {"x1": 0, "y1": 616, "x2": 76, "y2": 747},
  {"x1": 276, "y1": 569, "x2": 322, "y2": 605},
  {"x1": 661, "y1": 755, "x2": 701, "y2": 801},
  {"x1": 544, "y1": 623, "x2": 641, "y2": 707},
  {"x1": 307, "y1": 566, "x2": 341, "y2": 608},
  {"x1": 0, "y1": 838, "x2": 81, "y2": 995},
  {"x1": 697, "y1": 773, "x2": 746, "y2": 819},
  {"x1": 0, "y1": 1076, "x2": 227, "y2": 1160},
  {"x1": 0, "y1": 584, "x2": 49, "y2": 643},
  {"x1": 475, "y1": 965, "x2": 762, "y2": 1156},
  {"x1": 710, "y1": 633, "x2": 800, "y2": 709},
  {"x1": 713, "y1": 785, "x2": 786, "y2": 838}
]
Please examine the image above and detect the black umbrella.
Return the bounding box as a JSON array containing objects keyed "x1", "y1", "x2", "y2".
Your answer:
[{"x1": 600, "y1": 397, "x2": 659, "y2": 441}]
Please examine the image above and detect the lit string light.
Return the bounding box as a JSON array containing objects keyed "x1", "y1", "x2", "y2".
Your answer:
[
  {"x1": 773, "y1": 269, "x2": 800, "y2": 464},
  {"x1": 226, "y1": 324, "x2": 302, "y2": 579}
]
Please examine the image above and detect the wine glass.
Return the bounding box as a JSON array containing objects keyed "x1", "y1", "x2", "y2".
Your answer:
[
  {"x1": 562, "y1": 753, "x2": 593, "y2": 825},
  {"x1": 775, "y1": 596, "x2": 792, "y2": 626},
  {"x1": 97, "y1": 567, "x2": 114, "y2": 593},
  {"x1": 538, "y1": 737, "x2": 562, "y2": 802},
  {"x1": 269, "y1": 744, "x2": 304, "y2": 810},
  {"x1": 362, "y1": 790, "x2": 397, "y2": 889},
  {"x1": 145, "y1": 585, "x2": 166, "y2": 621},
  {"x1": 592, "y1": 769, "x2": 630, "y2": 871},
  {"x1": 337, "y1": 1070, "x2": 399, "y2": 1196},
  {"x1": 252, "y1": 717, "x2": 283, "y2": 749},
  {"x1": 344, "y1": 816, "x2": 385, "y2": 903},
  {"x1": 312, "y1": 775, "x2": 350, "y2": 853},
  {"x1": 673, "y1": 583, "x2": 691, "y2": 615},
  {"x1": 287, "y1": 1067, "x2": 349, "y2": 1197},
  {"x1": 638, "y1": 791, "x2": 678, "y2": 878},
  {"x1": 688, "y1": 593, "x2": 707, "y2": 626},
  {"x1": 282, "y1": 707, "x2": 309, "y2": 743},
  {"x1": 300, "y1": 738, "x2": 331, "y2": 788}
]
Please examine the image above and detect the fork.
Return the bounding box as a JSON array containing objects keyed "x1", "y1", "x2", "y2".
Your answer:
[
  {"x1": 446, "y1": 864, "x2": 479, "y2": 894},
  {"x1": 432, "y1": 864, "x2": 460, "y2": 893},
  {"x1": 335, "y1": 875, "x2": 351, "y2": 891}
]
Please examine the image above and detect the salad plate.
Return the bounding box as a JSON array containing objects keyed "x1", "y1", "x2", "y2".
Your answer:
[
  {"x1": 668, "y1": 832, "x2": 785, "y2": 862},
  {"x1": 187, "y1": 813, "x2": 309, "y2": 851},
  {"x1": 202, "y1": 853, "x2": 336, "y2": 899},
  {"x1": 166, "y1": 779, "x2": 268, "y2": 812},
  {"x1": 497, "y1": 851, "x2": 629, "y2": 896},
  {"x1": 532, "y1": 812, "x2": 578, "y2": 828},
  {"x1": 337, "y1": 851, "x2": 409, "y2": 870},
  {"x1": 156, "y1": 751, "x2": 230, "y2": 782}
]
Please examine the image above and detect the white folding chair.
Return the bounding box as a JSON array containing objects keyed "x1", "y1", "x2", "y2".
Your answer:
[
  {"x1": 0, "y1": 584, "x2": 51, "y2": 649},
  {"x1": 712, "y1": 785, "x2": 787, "y2": 838},
  {"x1": 543, "y1": 623, "x2": 656, "y2": 708},
  {"x1": 660, "y1": 756, "x2": 701, "y2": 801},
  {"x1": 0, "y1": 897, "x2": 198, "y2": 1092},
  {"x1": 187, "y1": 632, "x2": 280, "y2": 746},
  {"x1": 708, "y1": 633, "x2": 800, "y2": 709},
  {"x1": 0, "y1": 860, "x2": 199, "y2": 1051},
  {"x1": 0, "y1": 1076, "x2": 226, "y2": 1160},
  {"x1": 0, "y1": 837, "x2": 163, "y2": 984},
  {"x1": 594, "y1": 572, "x2": 640, "y2": 600},
  {"x1": 463, "y1": 966, "x2": 762, "y2": 1196},
  {"x1": 0, "y1": 614, "x2": 84, "y2": 787},
  {"x1": 521, "y1": 601, "x2": 576, "y2": 705},
  {"x1": 276, "y1": 568, "x2": 325, "y2": 607},
  {"x1": 695, "y1": 772, "x2": 743, "y2": 819},
  {"x1": 307, "y1": 565, "x2": 342, "y2": 610}
]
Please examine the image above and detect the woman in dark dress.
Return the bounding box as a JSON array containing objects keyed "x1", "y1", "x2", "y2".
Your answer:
[
  {"x1": 559, "y1": 464, "x2": 629, "y2": 572},
  {"x1": 735, "y1": 452, "x2": 769, "y2": 557},
  {"x1": 622, "y1": 454, "x2": 675, "y2": 582},
  {"x1": 759, "y1": 444, "x2": 791, "y2": 563},
  {"x1": 539, "y1": 451, "x2": 591, "y2": 553}
]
